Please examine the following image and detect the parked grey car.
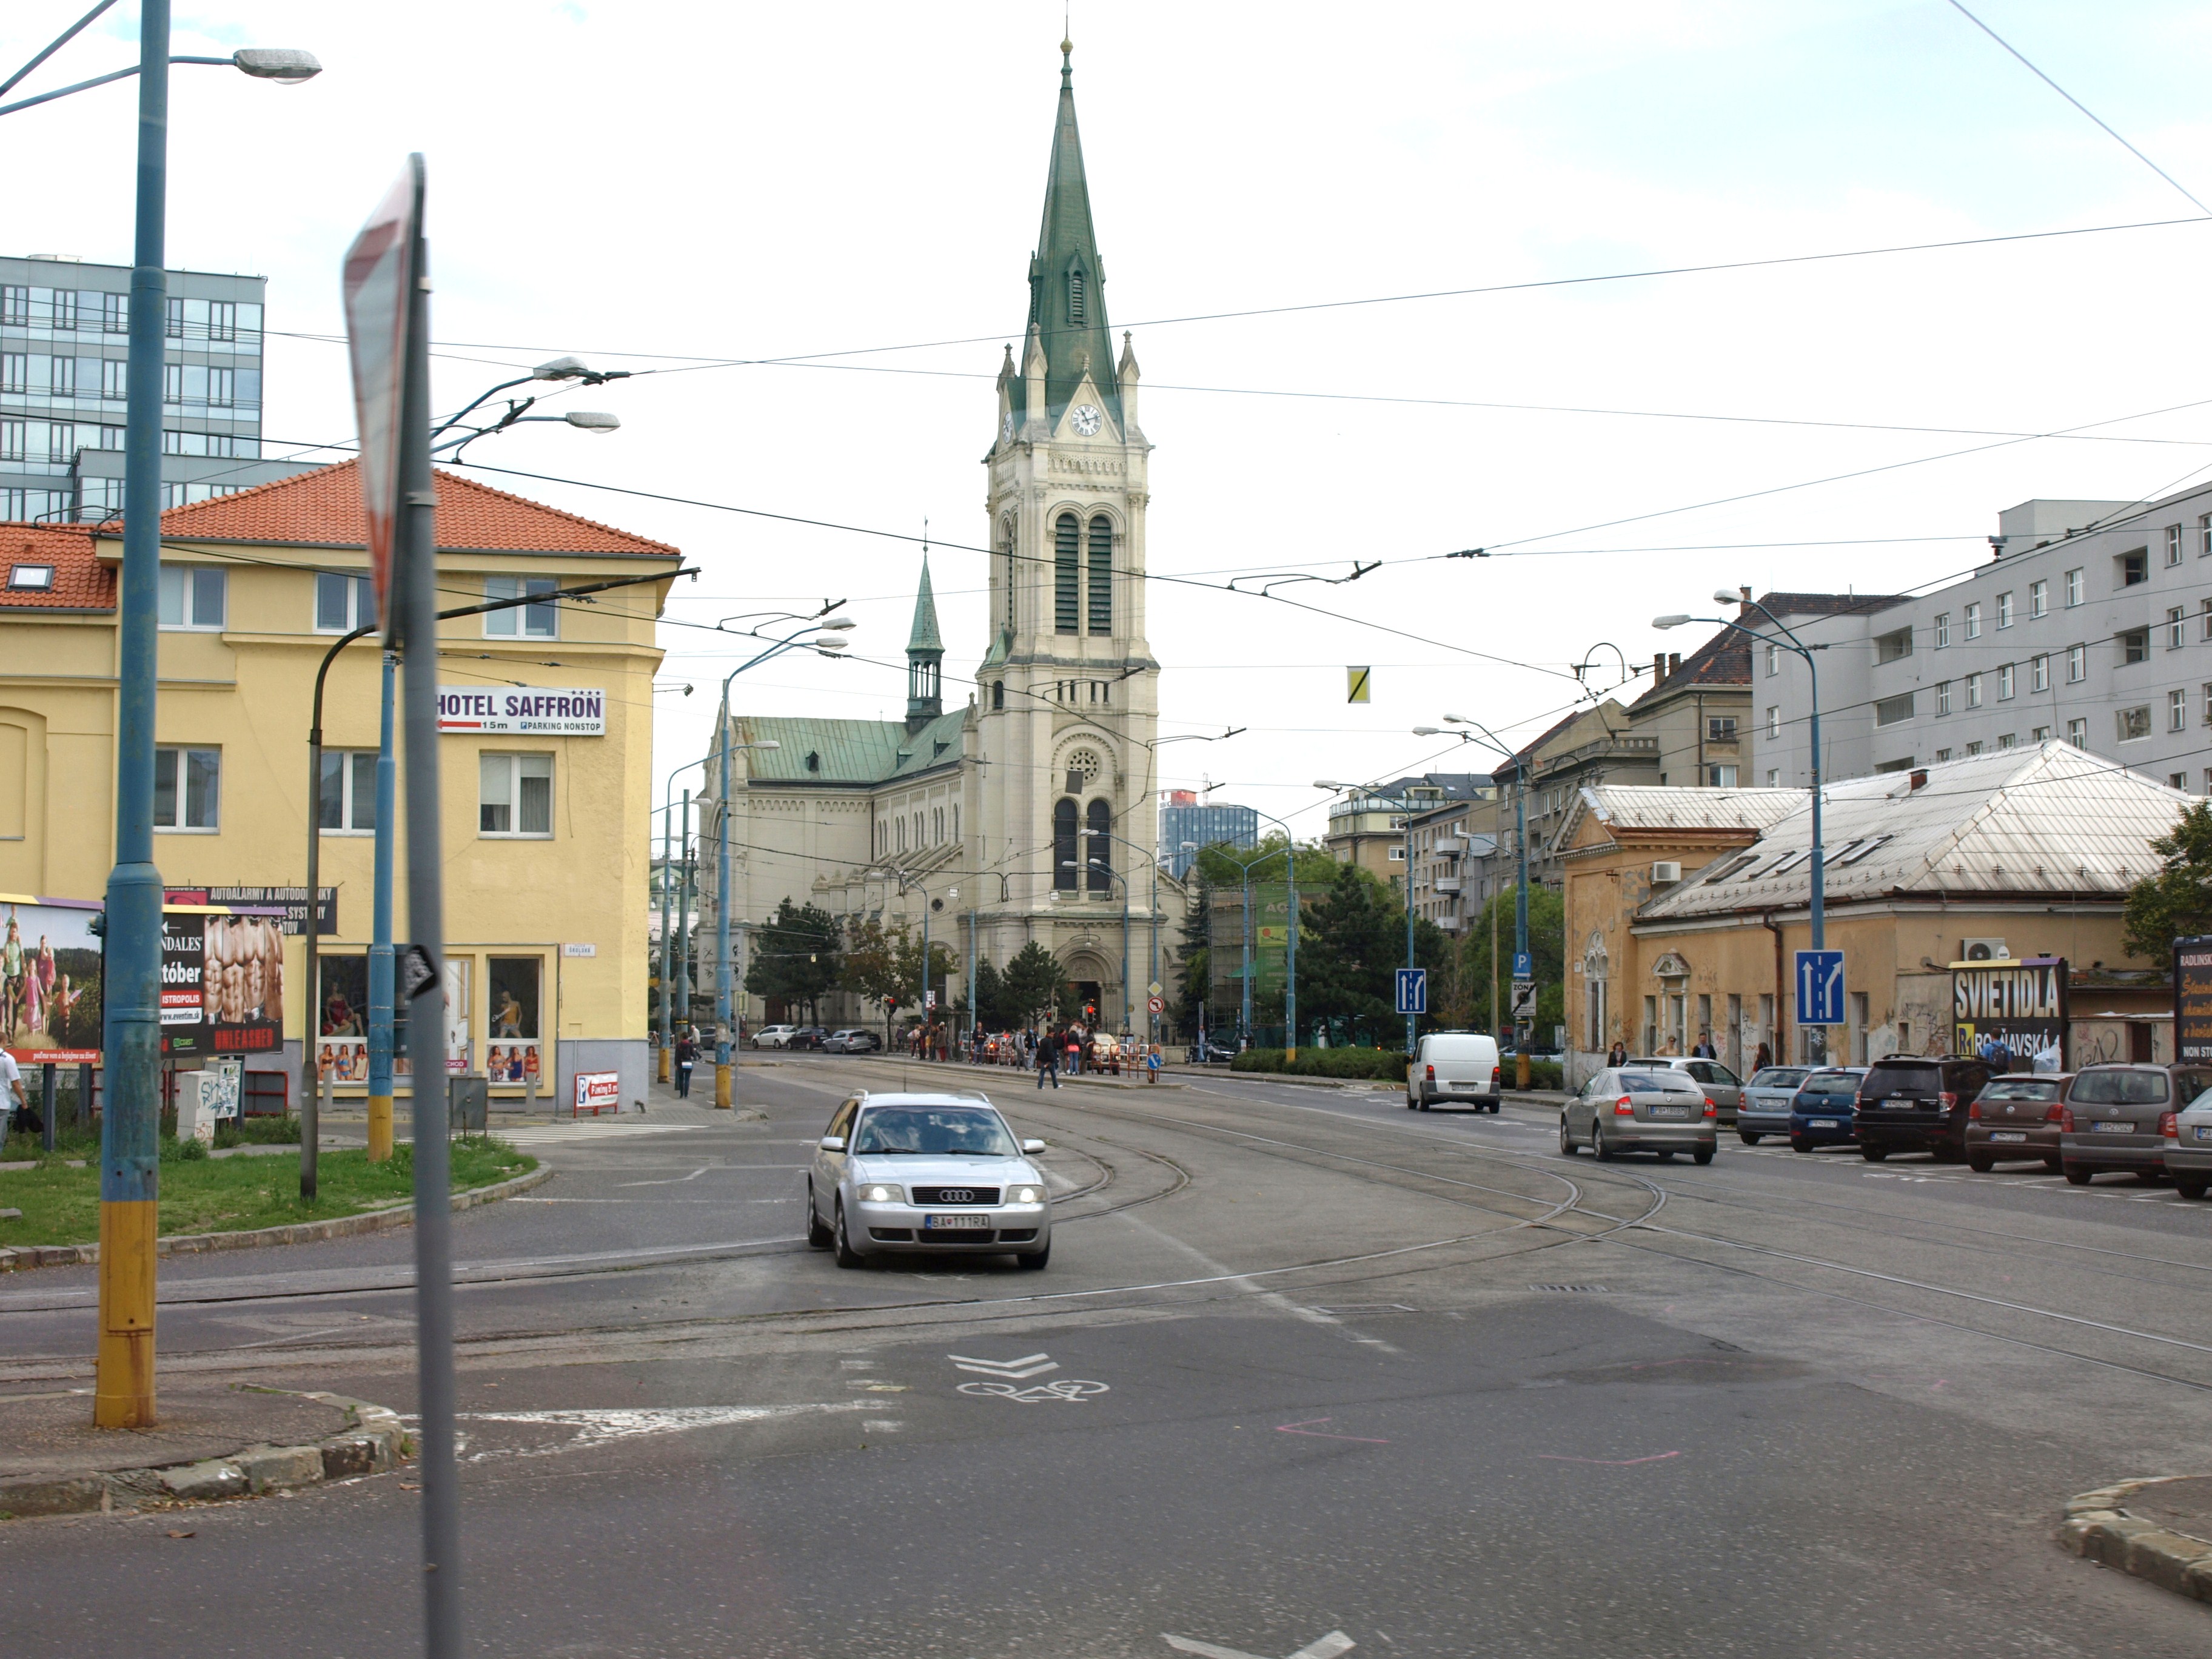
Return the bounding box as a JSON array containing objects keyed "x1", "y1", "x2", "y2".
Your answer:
[
  {"x1": 806, "y1": 1091, "x2": 1052, "y2": 1267},
  {"x1": 2060, "y1": 1064, "x2": 2212, "y2": 1185},
  {"x1": 1627, "y1": 1056, "x2": 1744, "y2": 1125},
  {"x1": 1736, "y1": 1066, "x2": 1812, "y2": 1145},
  {"x1": 2166, "y1": 1076, "x2": 2212, "y2": 1199},
  {"x1": 1561, "y1": 1067, "x2": 1717, "y2": 1163}
]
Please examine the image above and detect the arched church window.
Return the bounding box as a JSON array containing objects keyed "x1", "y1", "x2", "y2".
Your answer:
[
  {"x1": 953, "y1": 803, "x2": 959, "y2": 841},
  {"x1": 991, "y1": 680, "x2": 1004, "y2": 711},
  {"x1": 933, "y1": 806, "x2": 943, "y2": 844},
  {"x1": 1054, "y1": 513, "x2": 1079, "y2": 634},
  {"x1": 896, "y1": 817, "x2": 905, "y2": 853},
  {"x1": 1087, "y1": 514, "x2": 1112, "y2": 634},
  {"x1": 1085, "y1": 799, "x2": 1113, "y2": 891},
  {"x1": 1053, "y1": 798, "x2": 1079, "y2": 891}
]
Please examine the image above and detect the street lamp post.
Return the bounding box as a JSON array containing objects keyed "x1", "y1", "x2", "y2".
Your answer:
[
  {"x1": 1658, "y1": 592, "x2": 1826, "y2": 1061},
  {"x1": 0, "y1": 0, "x2": 324, "y2": 1432},
  {"x1": 711, "y1": 612, "x2": 851, "y2": 1105}
]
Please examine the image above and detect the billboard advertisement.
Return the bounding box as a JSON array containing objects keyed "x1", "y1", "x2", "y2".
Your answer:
[
  {"x1": 2175, "y1": 937, "x2": 2212, "y2": 1065},
  {"x1": 166, "y1": 885, "x2": 336, "y2": 936},
  {"x1": 1951, "y1": 956, "x2": 2068, "y2": 1070},
  {"x1": 161, "y1": 908, "x2": 287, "y2": 1058},
  {"x1": 437, "y1": 687, "x2": 605, "y2": 736},
  {"x1": 0, "y1": 897, "x2": 104, "y2": 1066}
]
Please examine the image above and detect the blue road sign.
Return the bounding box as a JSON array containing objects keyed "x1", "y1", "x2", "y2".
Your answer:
[
  {"x1": 1512, "y1": 951, "x2": 1534, "y2": 979},
  {"x1": 1796, "y1": 949, "x2": 1846, "y2": 1025},
  {"x1": 1395, "y1": 967, "x2": 1428, "y2": 1015}
]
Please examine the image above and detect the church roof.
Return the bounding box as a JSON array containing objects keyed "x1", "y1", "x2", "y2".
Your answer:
[
  {"x1": 1010, "y1": 42, "x2": 1121, "y2": 429},
  {"x1": 908, "y1": 555, "x2": 943, "y2": 654},
  {"x1": 736, "y1": 708, "x2": 968, "y2": 788}
]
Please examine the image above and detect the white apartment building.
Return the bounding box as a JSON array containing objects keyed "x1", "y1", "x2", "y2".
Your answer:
[{"x1": 1751, "y1": 493, "x2": 2212, "y2": 793}]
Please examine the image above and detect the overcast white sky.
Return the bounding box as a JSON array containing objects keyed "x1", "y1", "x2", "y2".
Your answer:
[{"x1": 12, "y1": 1, "x2": 2212, "y2": 840}]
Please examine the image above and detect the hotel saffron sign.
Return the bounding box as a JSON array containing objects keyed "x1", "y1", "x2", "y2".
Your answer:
[{"x1": 436, "y1": 687, "x2": 605, "y2": 736}]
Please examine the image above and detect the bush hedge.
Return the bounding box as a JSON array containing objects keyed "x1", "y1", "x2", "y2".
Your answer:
[{"x1": 1230, "y1": 1047, "x2": 1409, "y2": 1080}]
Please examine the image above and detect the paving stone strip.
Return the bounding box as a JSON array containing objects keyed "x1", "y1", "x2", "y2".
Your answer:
[
  {"x1": 2057, "y1": 1475, "x2": 2212, "y2": 1604},
  {"x1": 0, "y1": 1390, "x2": 409, "y2": 1521},
  {"x1": 0, "y1": 1162, "x2": 552, "y2": 1272}
]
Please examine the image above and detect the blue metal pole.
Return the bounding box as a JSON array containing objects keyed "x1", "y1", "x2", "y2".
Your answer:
[
  {"x1": 1405, "y1": 813, "x2": 1416, "y2": 1056},
  {"x1": 714, "y1": 695, "x2": 732, "y2": 1105},
  {"x1": 1241, "y1": 865, "x2": 1253, "y2": 1047},
  {"x1": 95, "y1": 0, "x2": 168, "y2": 1430},
  {"x1": 365, "y1": 651, "x2": 396, "y2": 1158}
]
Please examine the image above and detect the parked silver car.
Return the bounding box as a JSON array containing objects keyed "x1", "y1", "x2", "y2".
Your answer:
[
  {"x1": 1561, "y1": 1067, "x2": 1717, "y2": 1164},
  {"x1": 2166, "y1": 1076, "x2": 2212, "y2": 1199},
  {"x1": 1736, "y1": 1066, "x2": 1812, "y2": 1145},
  {"x1": 806, "y1": 1091, "x2": 1053, "y2": 1268},
  {"x1": 1627, "y1": 1056, "x2": 1744, "y2": 1125},
  {"x1": 2059, "y1": 1064, "x2": 2204, "y2": 1185}
]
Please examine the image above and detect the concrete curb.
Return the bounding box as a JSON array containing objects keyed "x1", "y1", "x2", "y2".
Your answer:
[
  {"x1": 0, "y1": 1389, "x2": 410, "y2": 1521},
  {"x1": 2057, "y1": 1476, "x2": 2212, "y2": 1604},
  {"x1": 0, "y1": 1162, "x2": 552, "y2": 1273}
]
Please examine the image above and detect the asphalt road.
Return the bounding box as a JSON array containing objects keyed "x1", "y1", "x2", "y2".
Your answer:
[{"x1": 4, "y1": 1053, "x2": 2209, "y2": 1658}]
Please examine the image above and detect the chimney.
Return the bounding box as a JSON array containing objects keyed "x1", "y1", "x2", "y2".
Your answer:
[
  {"x1": 1738, "y1": 585, "x2": 1753, "y2": 613},
  {"x1": 1653, "y1": 654, "x2": 1667, "y2": 685},
  {"x1": 1909, "y1": 768, "x2": 1928, "y2": 791},
  {"x1": 1667, "y1": 652, "x2": 1681, "y2": 677}
]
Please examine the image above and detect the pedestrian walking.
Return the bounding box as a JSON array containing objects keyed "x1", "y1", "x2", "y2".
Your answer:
[
  {"x1": 1606, "y1": 1039, "x2": 1627, "y2": 1068},
  {"x1": 674, "y1": 1030, "x2": 697, "y2": 1099},
  {"x1": 1037, "y1": 1028, "x2": 1060, "y2": 1090}
]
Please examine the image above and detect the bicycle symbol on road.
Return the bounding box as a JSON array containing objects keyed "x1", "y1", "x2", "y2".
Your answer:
[{"x1": 957, "y1": 1378, "x2": 1111, "y2": 1404}]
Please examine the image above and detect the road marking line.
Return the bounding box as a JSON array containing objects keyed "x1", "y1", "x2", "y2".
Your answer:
[
  {"x1": 947, "y1": 1351, "x2": 1060, "y2": 1379},
  {"x1": 957, "y1": 1378, "x2": 1108, "y2": 1404},
  {"x1": 1275, "y1": 1418, "x2": 1389, "y2": 1445},
  {"x1": 1164, "y1": 1629, "x2": 1355, "y2": 1659},
  {"x1": 617, "y1": 1166, "x2": 711, "y2": 1187},
  {"x1": 439, "y1": 1403, "x2": 883, "y2": 1462},
  {"x1": 1535, "y1": 1450, "x2": 1682, "y2": 1466}
]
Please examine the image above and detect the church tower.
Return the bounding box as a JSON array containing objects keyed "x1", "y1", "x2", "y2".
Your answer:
[
  {"x1": 974, "y1": 39, "x2": 1159, "y2": 1028},
  {"x1": 905, "y1": 555, "x2": 944, "y2": 731}
]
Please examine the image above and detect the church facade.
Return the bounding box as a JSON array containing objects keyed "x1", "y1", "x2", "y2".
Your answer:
[{"x1": 700, "y1": 46, "x2": 1168, "y2": 1036}]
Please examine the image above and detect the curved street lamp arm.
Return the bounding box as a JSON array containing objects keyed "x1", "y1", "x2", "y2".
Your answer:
[{"x1": 1, "y1": 0, "x2": 119, "y2": 101}]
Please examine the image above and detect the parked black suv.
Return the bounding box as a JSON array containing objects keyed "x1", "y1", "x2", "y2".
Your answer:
[{"x1": 1855, "y1": 1055, "x2": 1994, "y2": 1161}]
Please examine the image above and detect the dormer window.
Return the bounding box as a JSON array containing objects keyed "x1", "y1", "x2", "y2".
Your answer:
[{"x1": 7, "y1": 564, "x2": 55, "y2": 591}]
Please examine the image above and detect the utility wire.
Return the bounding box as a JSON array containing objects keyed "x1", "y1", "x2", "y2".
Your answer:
[{"x1": 1944, "y1": 0, "x2": 2211, "y2": 215}]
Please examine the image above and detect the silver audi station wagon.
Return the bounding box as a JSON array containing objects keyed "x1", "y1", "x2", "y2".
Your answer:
[{"x1": 806, "y1": 1091, "x2": 1053, "y2": 1269}]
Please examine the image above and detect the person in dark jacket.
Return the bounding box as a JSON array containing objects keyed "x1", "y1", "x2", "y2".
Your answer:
[
  {"x1": 1037, "y1": 1028, "x2": 1061, "y2": 1090},
  {"x1": 674, "y1": 1030, "x2": 698, "y2": 1098}
]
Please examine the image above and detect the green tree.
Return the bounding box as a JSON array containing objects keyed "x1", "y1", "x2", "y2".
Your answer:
[
  {"x1": 892, "y1": 929, "x2": 959, "y2": 1022},
  {"x1": 1173, "y1": 870, "x2": 1213, "y2": 1032},
  {"x1": 1460, "y1": 882, "x2": 1566, "y2": 1039},
  {"x1": 2123, "y1": 799, "x2": 2212, "y2": 970},
  {"x1": 1001, "y1": 940, "x2": 1066, "y2": 1027},
  {"x1": 1298, "y1": 863, "x2": 1399, "y2": 1044},
  {"x1": 742, "y1": 899, "x2": 843, "y2": 1024},
  {"x1": 971, "y1": 957, "x2": 1007, "y2": 1028},
  {"x1": 840, "y1": 916, "x2": 907, "y2": 1041}
]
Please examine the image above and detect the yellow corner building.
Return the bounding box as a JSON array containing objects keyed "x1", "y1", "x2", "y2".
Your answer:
[{"x1": 0, "y1": 461, "x2": 680, "y2": 1110}]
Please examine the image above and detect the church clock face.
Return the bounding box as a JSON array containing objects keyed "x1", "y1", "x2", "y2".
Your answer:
[
  {"x1": 1000, "y1": 410, "x2": 1014, "y2": 443},
  {"x1": 1071, "y1": 403, "x2": 1102, "y2": 437}
]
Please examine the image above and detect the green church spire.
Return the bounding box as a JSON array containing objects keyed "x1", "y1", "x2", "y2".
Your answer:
[
  {"x1": 1011, "y1": 38, "x2": 1119, "y2": 431},
  {"x1": 905, "y1": 554, "x2": 944, "y2": 728}
]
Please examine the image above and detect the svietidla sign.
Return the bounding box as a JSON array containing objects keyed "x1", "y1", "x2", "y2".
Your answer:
[{"x1": 437, "y1": 687, "x2": 605, "y2": 736}]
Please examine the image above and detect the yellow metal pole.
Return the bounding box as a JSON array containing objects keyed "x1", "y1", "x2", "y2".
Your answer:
[
  {"x1": 94, "y1": 1198, "x2": 158, "y2": 1427},
  {"x1": 714, "y1": 1060, "x2": 731, "y2": 1108},
  {"x1": 367, "y1": 1093, "x2": 394, "y2": 1161}
]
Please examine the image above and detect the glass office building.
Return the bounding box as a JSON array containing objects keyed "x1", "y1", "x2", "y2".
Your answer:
[{"x1": 1, "y1": 253, "x2": 313, "y2": 523}]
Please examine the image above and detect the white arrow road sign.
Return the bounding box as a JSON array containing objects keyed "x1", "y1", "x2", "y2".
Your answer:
[
  {"x1": 947, "y1": 1352, "x2": 1060, "y2": 1381},
  {"x1": 1164, "y1": 1631, "x2": 1355, "y2": 1659}
]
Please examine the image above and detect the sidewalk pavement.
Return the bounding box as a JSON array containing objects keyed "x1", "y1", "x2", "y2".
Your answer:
[
  {"x1": 0, "y1": 1384, "x2": 405, "y2": 1520},
  {"x1": 2060, "y1": 1474, "x2": 2212, "y2": 1603}
]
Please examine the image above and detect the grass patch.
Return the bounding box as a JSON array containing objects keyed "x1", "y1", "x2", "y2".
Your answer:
[{"x1": 0, "y1": 1138, "x2": 535, "y2": 1249}]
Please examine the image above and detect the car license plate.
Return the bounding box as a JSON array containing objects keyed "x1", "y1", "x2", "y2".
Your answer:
[
  {"x1": 1648, "y1": 1105, "x2": 1689, "y2": 1119},
  {"x1": 1990, "y1": 1131, "x2": 2028, "y2": 1143},
  {"x1": 923, "y1": 1213, "x2": 991, "y2": 1230},
  {"x1": 2197, "y1": 1126, "x2": 2212, "y2": 1142},
  {"x1": 1810, "y1": 1118, "x2": 1840, "y2": 1129},
  {"x1": 2091, "y1": 1121, "x2": 2135, "y2": 1134}
]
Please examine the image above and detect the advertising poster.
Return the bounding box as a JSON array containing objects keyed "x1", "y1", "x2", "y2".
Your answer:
[
  {"x1": 0, "y1": 897, "x2": 104, "y2": 1066},
  {"x1": 572, "y1": 1070, "x2": 620, "y2": 1116},
  {"x1": 166, "y1": 885, "x2": 337, "y2": 936},
  {"x1": 161, "y1": 908, "x2": 286, "y2": 1058},
  {"x1": 1952, "y1": 956, "x2": 2068, "y2": 1071},
  {"x1": 2176, "y1": 937, "x2": 2212, "y2": 1064},
  {"x1": 486, "y1": 955, "x2": 545, "y2": 1094}
]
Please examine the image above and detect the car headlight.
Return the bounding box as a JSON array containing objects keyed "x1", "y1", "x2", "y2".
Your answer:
[
  {"x1": 1006, "y1": 1184, "x2": 1044, "y2": 1205},
  {"x1": 860, "y1": 1183, "x2": 903, "y2": 1204}
]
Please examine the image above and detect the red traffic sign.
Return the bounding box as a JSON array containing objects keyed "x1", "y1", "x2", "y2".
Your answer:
[
  {"x1": 341, "y1": 158, "x2": 423, "y2": 637},
  {"x1": 1147, "y1": 995, "x2": 1165, "y2": 1016}
]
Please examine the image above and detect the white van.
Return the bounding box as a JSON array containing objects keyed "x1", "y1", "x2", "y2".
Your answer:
[{"x1": 1406, "y1": 1032, "x2": 1503, "y2": 1112}]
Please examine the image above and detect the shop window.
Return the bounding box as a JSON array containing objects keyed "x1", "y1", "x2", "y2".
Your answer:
[
  {"x1": 315, "y1": 954, "x2": 370, "y2": 1087},
  {"x1": 487, "y1": 956, "x2": 543, "y2": 1091},
  {"x1": 480, "y1": 753, "x2": 552, "y2": 837}
]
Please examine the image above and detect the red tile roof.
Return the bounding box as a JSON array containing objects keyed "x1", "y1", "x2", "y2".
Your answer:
[
  {"x1": 155, "y1": 460, "x2": 680, "y2": 557},
  {"x1": 0, "y1": 525, "x2": 112, "y2": 610}
]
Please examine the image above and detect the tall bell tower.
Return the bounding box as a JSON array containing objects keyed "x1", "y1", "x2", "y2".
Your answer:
[{"x1": 973, "y1": 39, "x2": 1159, "y2": 1025}]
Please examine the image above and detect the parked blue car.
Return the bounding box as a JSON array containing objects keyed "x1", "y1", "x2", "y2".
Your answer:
[{"x1": 1789, "y1": 1067, "x2": 1868, "y2": 1152}]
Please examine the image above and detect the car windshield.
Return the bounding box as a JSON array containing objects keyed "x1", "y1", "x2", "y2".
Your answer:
[
  {"x1": 851, "y1": 1106, "x2": 1017, "y2": 1156},
  {"x1": 1797, "y1": 1072, "x2": 1858, "y2": 1098},
  {"x1": 1749, "y1": 1068, "x2": 1809, "y2": 1088},
  {"x1": 1982, "y1": 1079, "x2": 2060, "y2": 1102},
  {"x1": 2070, "y1": 1070, "x2": 2168, "y2": 1105},
  {"x1": 1618, "y1": 1071, "x2": 1698, "y2": 1094}
]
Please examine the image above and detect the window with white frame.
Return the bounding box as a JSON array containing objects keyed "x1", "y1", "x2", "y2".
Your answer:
[
  {"x1": 2031, "y1": 726, "x2": 2049, "y2": 743},
  {"x1": 1997, "y1": 663, "x2": 2014, "y2": 700},
  {"x1": 1964, "y1": 672, "x2": 1983, "y2": 709},
  {"x1": 1875, "y1": 692, "x2": 1915, "y2": 726},
  {"x1": 1935, "y1": 748, "x2": 1952, "y2": 762},
  {"x1": 1965, "y1": 740, "x2": 1984, "y2": 756},
  {"x1": 157, "y1": 563, "x2": 225, "y2": 629},
  {"x1": 1997, "y1": 733, "x2": 2016, "y2": 749},
  {"x1": 2123, "y1": 628, "x2": 2151, "y2": 665},
  {"x1": 2029, "y1": 578, "x2": 2048, "y2": 618},
  {"x1": 100, "y1": 359, "x2": 126, "y2": 400},
  {"x1": 1996, "y1": 591, "x2": 2013, "y2": 629},
  {"x1": 1765, "y1": 705, "x2": 1778, "y2": 739},
  {"x1": 2172, "y1": 688, "x2": 2190, "y2": 732},
  {"x1": 153, "y1": 746, "x2": 220, "y2": 831},
  {"x1": 1964, "y1": 602, "x2": 1982, "y2": 639},
  {"x1": 1765, "y1": 768, "x2": 1780, "y2": 786},
  {"x1": 2066, "y1": 643, "x2": 2086, "y2": 683},
  {"x1": 2177, "y1": 773, "x2": 2192, "y2": 791},
  {"x1": 1933, "y1": 612, "x2": 1951, "y2": 649},
  {"x1": 2118, "y1": 706, "x2": 2153, "y2": 742},
  {"x1": 2170, "y1": 525, "x2": 2185, "y2": 566},
  {"x1": 318, "y1": 750, "x2": 378, "y2": 833},
  {"x1": 315, "y1": 571, "x2": 374, "y2": 632},
  {"x1": 479, "y1": 753, "x2": 553, "y2": 836},
  {"x1": 2202, "y1": 514, "x2": 2212, "y2": 557},
  {"x1": 484, "y1": 576, "x2": 557, "y2": 638},
  {"x1": 1706, "y1": 763, "x2": 1738, "y2": 786},
  {"x1": 2031, "y1": 654, "x2": 2048, "y2": 692},
  {"x1": 2065, "y1": 568, "x2": 2083, "y2": 607},
  {"x1": 2172, "y1": 606, "x2": 2188, "y2": 650},
  {"x1": 1936, "y1": 680, "x2": 1952, "y2": 716},
  {"x1": 2068, "y1": 717, "x2": 2088, "y2": 747},
  {"x1": 1764, "y1": 642, "x2": 1779, "y2": 677}
]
